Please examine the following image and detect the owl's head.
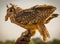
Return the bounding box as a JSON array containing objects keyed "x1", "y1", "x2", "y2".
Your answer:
[{"x1": 5, "y1": 3, "x2": 22, "y2": 21}]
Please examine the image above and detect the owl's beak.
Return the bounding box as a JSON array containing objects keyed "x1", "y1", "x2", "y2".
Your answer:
[{"x1": 5, "y1": 15, "x2": 8, "y2": 21}]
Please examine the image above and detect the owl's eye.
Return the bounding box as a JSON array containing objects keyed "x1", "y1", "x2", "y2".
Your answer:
[{"x1": 10, "y1": 9, "x2": 13, "y2": 12}]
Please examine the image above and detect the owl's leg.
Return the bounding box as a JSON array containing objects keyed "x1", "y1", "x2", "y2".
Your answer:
[
  {"x1": 30, "y1": 29, "x2": 36, "y2": 36},
  {"x1": 37, "y1": 24, "x2": 50, "y2": 42},
  {"x1": 44, "y1": 14, "x2": 58, "y2": 24},
  {"x1": 21, "y1": 29, "x2": 36, "y2": 37}
]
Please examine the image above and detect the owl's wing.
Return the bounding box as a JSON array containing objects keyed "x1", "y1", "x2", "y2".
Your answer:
[
  {"x1": 44, "y1": 14, "x2": 59, "y2": 24},
  {"x1": 31, "y1": 5, "x2": 56, "y2": 21},
  {"x1": 14, "y1": 9, "x2": 37, "y2": 25},
  {"x1": 15, "y1": 5, "x2": 56, "y2": 25}
]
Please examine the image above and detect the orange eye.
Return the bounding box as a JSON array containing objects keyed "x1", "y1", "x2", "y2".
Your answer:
[{"x1": 10, "y1": 9, "x2": 13, "y2": 12}]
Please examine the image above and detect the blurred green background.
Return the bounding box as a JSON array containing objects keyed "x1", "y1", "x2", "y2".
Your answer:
[{"x1": 0, "y1": 38, "x2": 60, "y2": 44}]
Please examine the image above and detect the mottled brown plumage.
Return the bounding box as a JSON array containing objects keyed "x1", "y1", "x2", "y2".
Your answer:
[{"x1": 5, "y1": 3, "x2": 58, "y2": 42}]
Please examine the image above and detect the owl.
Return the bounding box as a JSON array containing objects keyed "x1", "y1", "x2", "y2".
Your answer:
[{"x1": 5, "y1": 3, "x2": 58, "y2": 42}]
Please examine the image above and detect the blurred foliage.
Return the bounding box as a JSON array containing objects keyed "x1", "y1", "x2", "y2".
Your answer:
[
  {"x1": 0, "y1": 38, "x2": 60, "y2": 44},
  {"x1": 0, "y1": 40, "x2": 15, "y2": 44}
]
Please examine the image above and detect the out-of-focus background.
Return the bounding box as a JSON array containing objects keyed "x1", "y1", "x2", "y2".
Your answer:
[{"x1": 0, "y1": 0, "x2": 60, "y2": 44}]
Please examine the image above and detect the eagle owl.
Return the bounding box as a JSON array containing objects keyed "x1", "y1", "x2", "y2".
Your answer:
[{"x1": 5, "y1": 3, "x2": 58, "y2": 42}]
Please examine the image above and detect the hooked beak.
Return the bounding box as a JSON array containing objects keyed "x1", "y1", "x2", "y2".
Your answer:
[{"x1": 5, "y1": 15, "x2": 8, "y2": 21}]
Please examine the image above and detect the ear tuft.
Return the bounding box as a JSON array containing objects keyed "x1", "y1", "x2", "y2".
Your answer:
[{"x1": 6, "y1": 5, "x2": 9, "y2": 8}]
